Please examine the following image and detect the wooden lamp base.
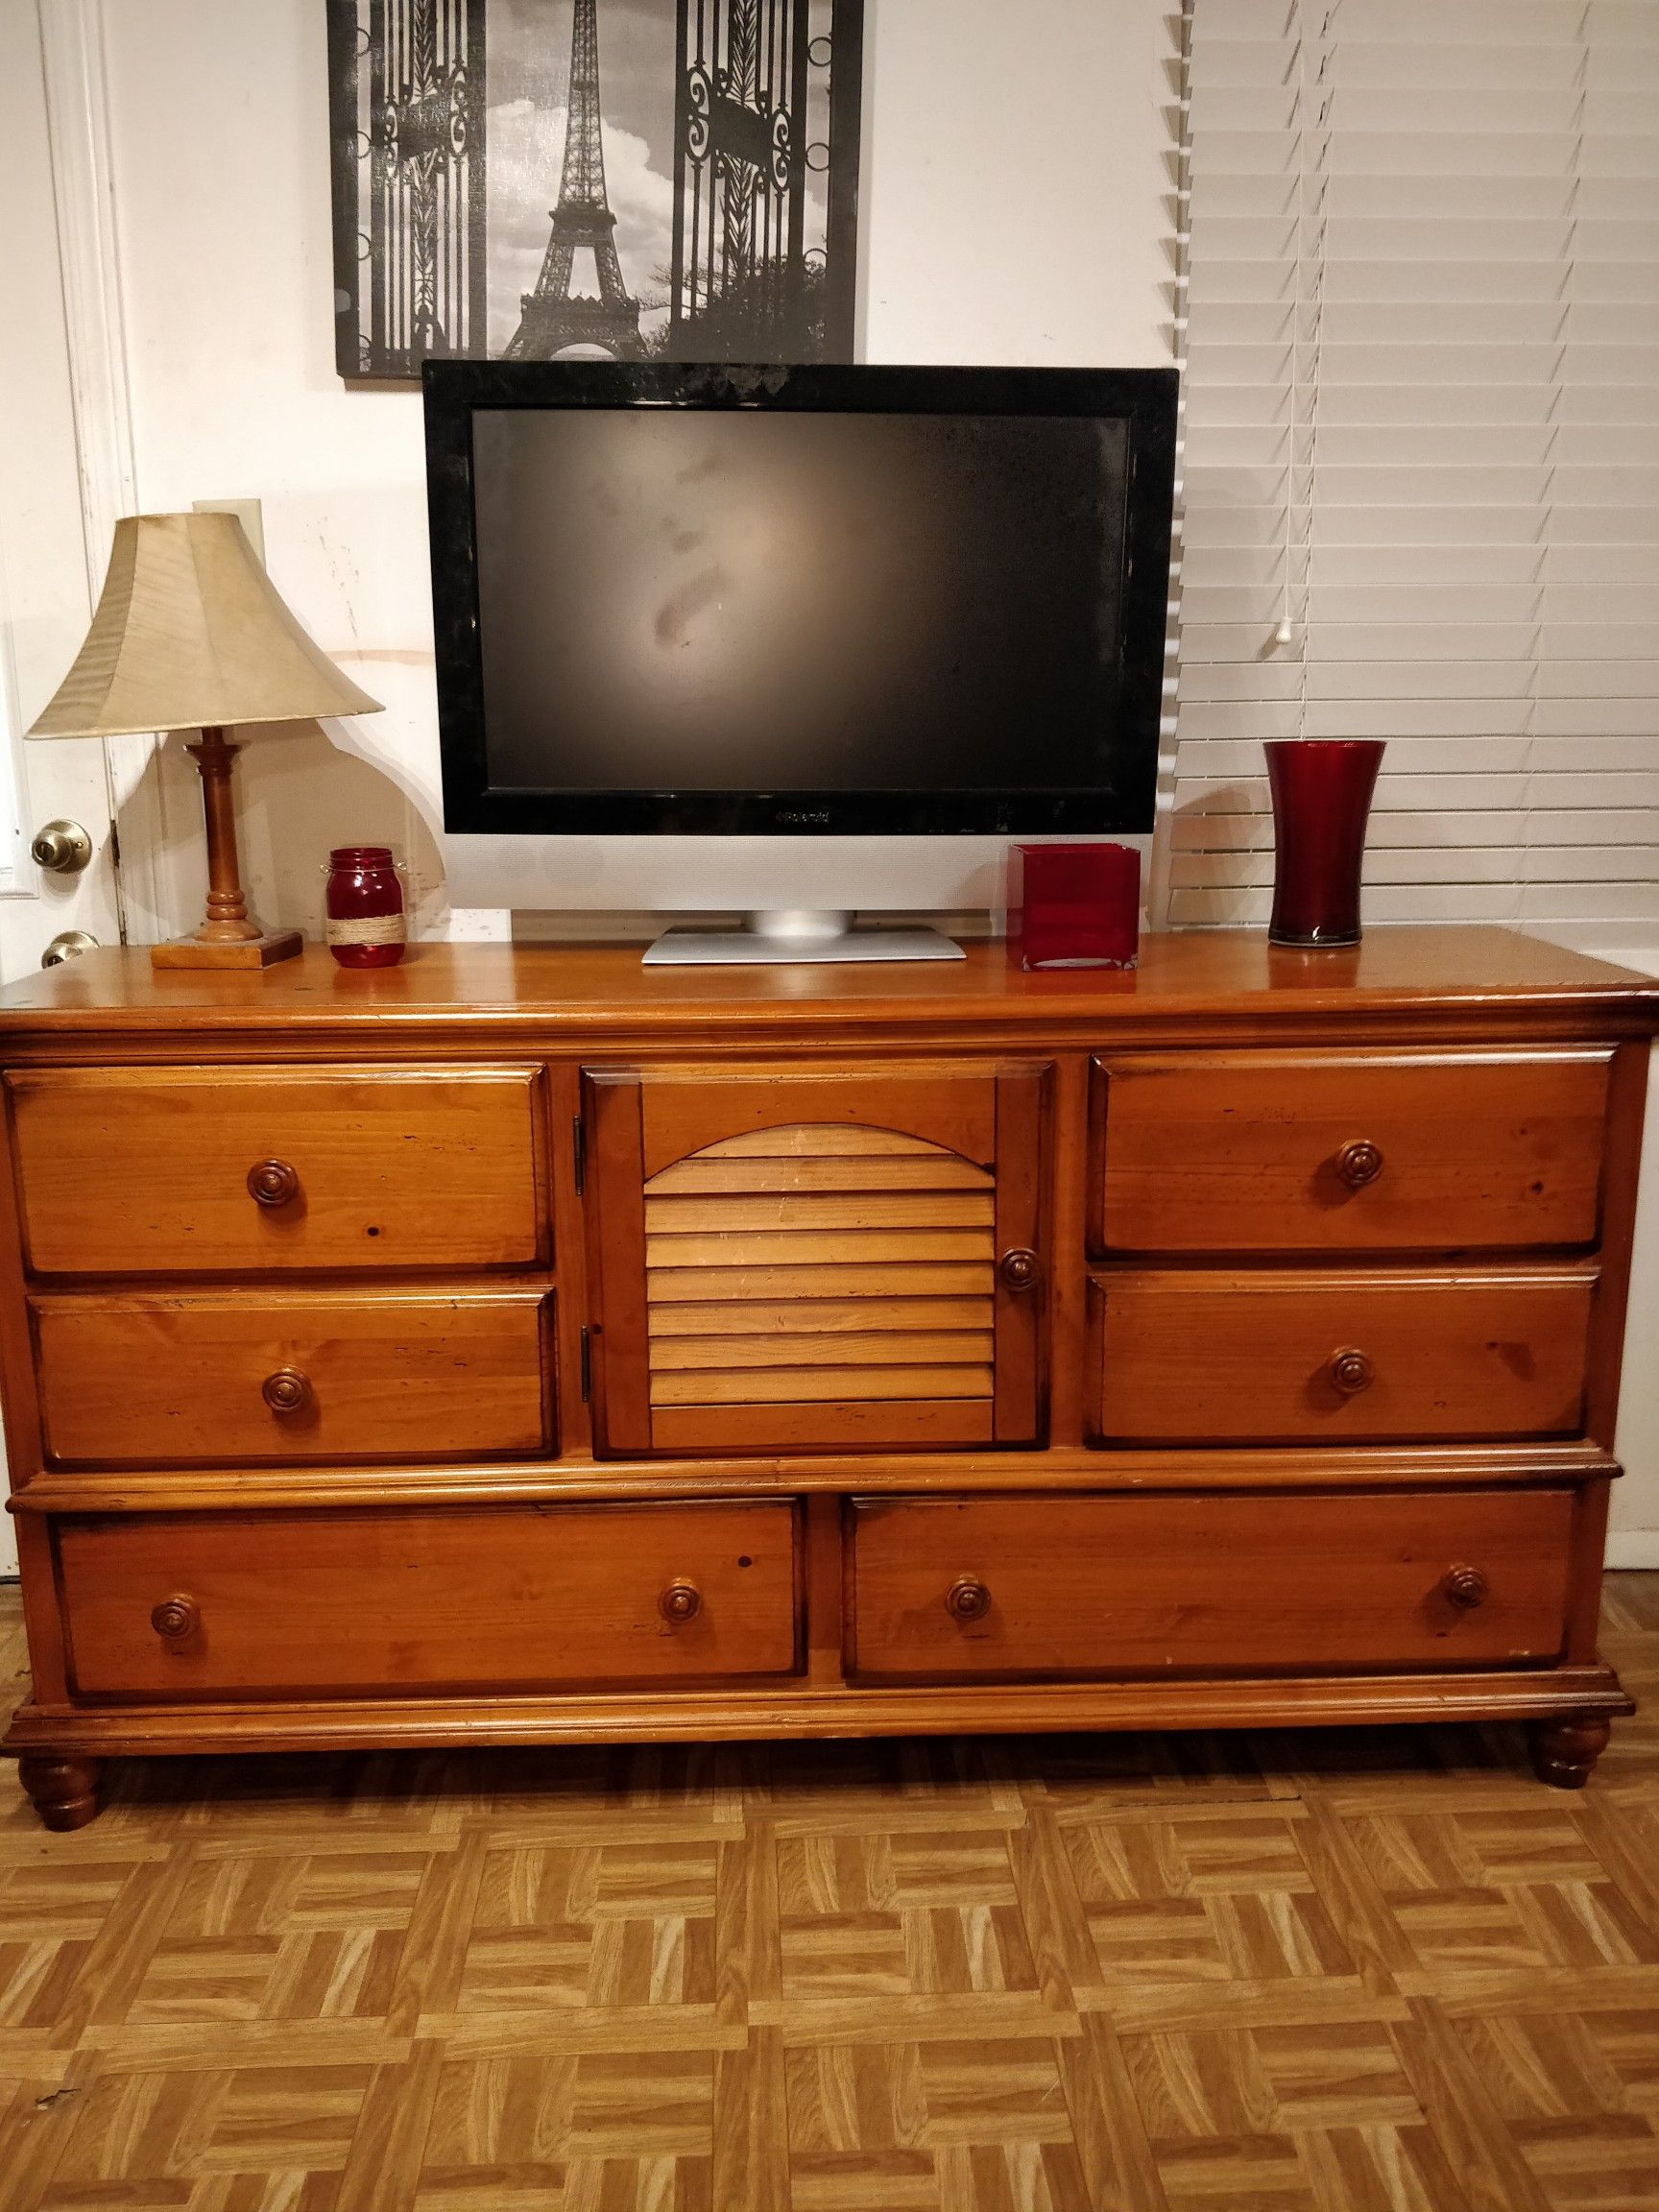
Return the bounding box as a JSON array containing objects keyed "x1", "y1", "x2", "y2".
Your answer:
[
  {"x1": 150, "y1": 726, "x2": 304, "y2": 974},
  {"x1": 151, "y1": 930, "x2": 303, "y2": 972}
]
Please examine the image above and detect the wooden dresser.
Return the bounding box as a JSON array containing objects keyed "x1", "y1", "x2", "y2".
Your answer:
[{"x1": 1, "y1": 928, "x2": 1653, "y2": 1829}]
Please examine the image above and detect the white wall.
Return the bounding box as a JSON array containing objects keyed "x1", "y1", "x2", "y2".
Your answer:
[
  {"x1": 1532, "y1": 931, "x2": 1659, "y2": 1568},
  {"x1": 84, "y1": 0, "x2": 1176, "y2": 946},
  {"x1": 97, "y1": 2, "x2": 442, "y2": 945},
  {"x1": 1615, "y1": 1031, "x2": 1659, "y2": 1566},
  {"x1": 859, "y1": 0, "x2": 1173, "y2": 367}
]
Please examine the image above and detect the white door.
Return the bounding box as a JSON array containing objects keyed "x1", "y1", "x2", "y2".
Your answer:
[
  {"x1": 1, "y1": 5, "x2": 124, "y2": 978},
  {"x1": 0, "y1": 6, "x2": 131, "y2": 1573}
]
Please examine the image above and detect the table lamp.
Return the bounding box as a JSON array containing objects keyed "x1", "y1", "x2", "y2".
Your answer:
[{"x1": 26, "y1": 511, "x2": 383, "y2": 969}]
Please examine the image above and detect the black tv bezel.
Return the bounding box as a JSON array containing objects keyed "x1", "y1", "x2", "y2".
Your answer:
[{"x1": 424, "y1": 359, "x2": 1178, "y2": 837}]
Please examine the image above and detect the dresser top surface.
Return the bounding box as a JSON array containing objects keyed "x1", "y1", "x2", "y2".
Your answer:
[{"x1": 0, "y1": 927, "x2": 1653, "y2": 1041}]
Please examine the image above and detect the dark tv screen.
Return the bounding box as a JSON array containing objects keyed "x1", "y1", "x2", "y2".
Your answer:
[
  {"x1": 475, "y1": 407, "x2": 1127, "y2": 794},
  {"x1": 425, "y1": 363, "x2": 1177, "y2": 834}
]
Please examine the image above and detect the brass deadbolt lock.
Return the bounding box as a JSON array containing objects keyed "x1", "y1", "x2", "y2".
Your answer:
[{"x1": 31, "y1": 820, "x2": 93, "y2": 875}]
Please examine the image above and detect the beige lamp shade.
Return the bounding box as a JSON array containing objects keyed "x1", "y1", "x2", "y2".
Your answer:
[{"x1": 26, "y1": 510, "x2": 382, "y2": 739}]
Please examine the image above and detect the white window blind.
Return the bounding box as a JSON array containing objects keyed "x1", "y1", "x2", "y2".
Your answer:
[{"x1": 1171, "y1": 0, "x2": 1659, "y2": 929}]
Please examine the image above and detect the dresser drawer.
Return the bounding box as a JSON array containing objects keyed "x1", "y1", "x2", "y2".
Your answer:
[
  {"x1": 1093, "y1": 1051, "x2": 1610, "y2": 1255},
  {"x1": 849, "y1": 1490, "x2": 1575, "y2": 1679},
  {"x1": 1092, "y1": 1268, "x2": 1592, "y2": 1443},
  {"x1": 32, "y1": 1289, "x2": 552, "y2": 1466},
  {"x1": 55, "y1": 1501, "x2": 800, "y2": 1697},
  {"x1": 6, "y1": 1067, "x2": 546, "y2": 1275}
]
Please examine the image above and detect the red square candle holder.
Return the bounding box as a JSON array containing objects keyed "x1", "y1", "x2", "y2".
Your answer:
[{"x1": 1007, "y1": 842, "x2": 1141, "y2": 971}]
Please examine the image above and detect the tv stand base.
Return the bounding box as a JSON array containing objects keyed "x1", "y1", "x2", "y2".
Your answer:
[{"x1": 643, "y1": 912, "x2": 965, "y2": 964}]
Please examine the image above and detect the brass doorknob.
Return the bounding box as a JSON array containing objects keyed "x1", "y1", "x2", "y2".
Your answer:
[
  {"x1": 998, "y1": 1248, "x2": 1040, "y2": 1291},
  {"x1": 1441, "y1": 1564, "x2": 1489, "y2": 1610},
  {"x1": 1328, "y1": 1347, "x2": 1375, "y2": 1395},
  {"x1": 1334, "y1": 1139, "x2": 1384, "y2": 1189},
  {"x1": 151, "y1": 1595, "x2": 200, "y2": 1642},
  {"x1": 660, "y1": 1580, "x2": 702, "y2": 1625},
  {"x1": 40, "y1": 931, "x2": 99, "y2": 968},
  {"x1": 247, "y1": 1159, "x2": 300, "y2": 1207},
  {"x1": 946, "y1": 1576, "x2": 992, "y2": 1623},
  {"x1": 262, "y1": 1367, "x2": 313, "y2": 1415},
  {"x1": 31, "y1": 820, "x2": 93, "y2": 875}
]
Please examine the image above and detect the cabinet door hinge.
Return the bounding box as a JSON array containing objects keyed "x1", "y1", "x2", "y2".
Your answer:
[
  {"x1": 572, "y1": 1112, "x2": 587, "y2": 1195},
  {"x1": 579, "y1": 1324, "x2": 592, "y2": 1402}
]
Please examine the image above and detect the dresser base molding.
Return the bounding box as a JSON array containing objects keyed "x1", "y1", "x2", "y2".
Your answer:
[{"x1": 4, "y1": 1664, "x2": 1631, "y2": 1780}]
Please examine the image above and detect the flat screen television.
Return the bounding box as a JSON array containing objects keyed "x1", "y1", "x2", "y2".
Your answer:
[{"x1": 424, "y1": 361, "x2": 1178, "y2": 849}]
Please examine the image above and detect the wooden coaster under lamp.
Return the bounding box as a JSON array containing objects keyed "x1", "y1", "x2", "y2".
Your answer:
[{"x1": 26, "y1": 511, "x2": 382, "y2": 969}]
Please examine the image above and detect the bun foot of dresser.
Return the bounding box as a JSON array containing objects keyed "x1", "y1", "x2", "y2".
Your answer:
[
  {"x1": 17, "y1": 1755, "x2": 105, "y2": 1831},
  {"x1": 1529, "y1": 1716, "x2": 1612, "y2": 1791}
]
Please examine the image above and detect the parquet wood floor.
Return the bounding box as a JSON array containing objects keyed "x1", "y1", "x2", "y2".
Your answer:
[{"x1": 1, "y1": 1578, "x2": 1656, "y2": 2210}]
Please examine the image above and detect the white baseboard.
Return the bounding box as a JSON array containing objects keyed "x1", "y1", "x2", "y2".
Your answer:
[{"x1": 1606, "y1": 1533, "x2": 1659, "y2": 1570}]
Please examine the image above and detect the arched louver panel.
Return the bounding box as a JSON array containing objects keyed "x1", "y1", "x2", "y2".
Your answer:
[
  {"x1": 582, "y1": 1065, "x2": 1046, "y2": 1455},
  {"x1": 645, "y1": 1125, "x2": 997, "y2": 1413}
]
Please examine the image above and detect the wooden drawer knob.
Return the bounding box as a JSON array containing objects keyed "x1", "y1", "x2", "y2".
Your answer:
[
  {"x1": 998, "y1": 1248, "x2": 1040, "y2": 1291},
  {"x1": 1441, "y1": 1564, "x2": 1489, "y2": 1610},
  {"x1": 946, "y1": 1576, "x2": 993, "y2": 1623},
  {"x1": 247, "y1": 1158, "x2": 300, "y2": 1208},
  {"x1": 659, "y1": 1579, "x2": 702, "y2": 1625},
  {"x1": 151, "y1": 1595, "x2": 200, "y2": 1643},
  {"x1": 1328, "y1": 1347, "x2": 1375, "y2": 1395},
  {"x1": 1334, "y1": 1139, "x2": 1384, "y2": 1190},
  {"x1": 262, "y1": 1367, "x2": 313, "y2": 1415}
]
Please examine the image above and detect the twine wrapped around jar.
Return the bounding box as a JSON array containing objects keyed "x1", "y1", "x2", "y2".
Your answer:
[{"x1": 325, "y1": 847, "x2": 406, "y2": 969}]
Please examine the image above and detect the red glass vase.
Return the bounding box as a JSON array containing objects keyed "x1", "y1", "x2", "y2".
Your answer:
[
  {"x1": 325, "y1": 846, "x2": 406, "y2": 969},
  {"x1": 1265, "y1": 740, "x2": 1384, "y2": 948}
]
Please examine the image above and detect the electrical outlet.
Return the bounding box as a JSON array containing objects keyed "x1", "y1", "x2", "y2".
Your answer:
[{"x1": 192, "y1": 496, "x2": 265, "y2": 565}]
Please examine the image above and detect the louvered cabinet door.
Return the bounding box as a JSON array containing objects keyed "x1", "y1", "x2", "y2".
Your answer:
[{"x1": 582, "y1": 1063, "x2": 1046, "y2": 1455}]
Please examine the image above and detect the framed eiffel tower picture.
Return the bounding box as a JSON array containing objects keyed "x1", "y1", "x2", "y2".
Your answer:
[{"x1": 326, "y1": 0, "x2": 864, "y2": 380}]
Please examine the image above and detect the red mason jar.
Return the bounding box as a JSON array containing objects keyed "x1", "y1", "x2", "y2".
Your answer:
[{"x1": 325, "y1": 846, "x2": 406, "y2": 969}]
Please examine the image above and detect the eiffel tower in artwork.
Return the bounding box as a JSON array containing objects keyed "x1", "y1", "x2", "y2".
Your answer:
[{"x1": 507, "y1": 0, "x2": 643, "y2": 359}]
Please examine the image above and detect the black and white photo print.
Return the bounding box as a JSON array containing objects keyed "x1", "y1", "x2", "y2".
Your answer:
[{"x1": 326, "y1": 0, "x2": 863, "y2": 379}]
